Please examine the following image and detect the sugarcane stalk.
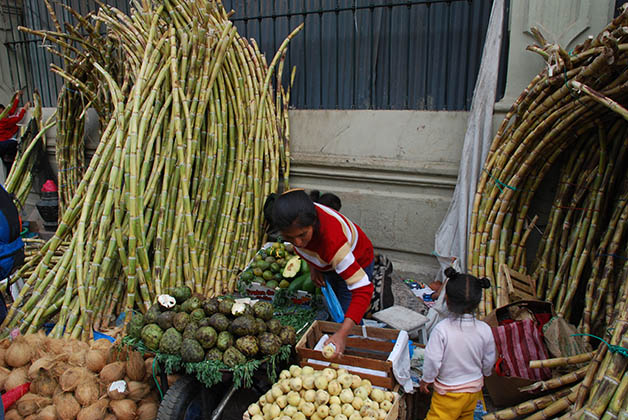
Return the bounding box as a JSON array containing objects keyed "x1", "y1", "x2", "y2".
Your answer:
[
  {"x1": 522, "y1": 367, "x2": 588, "y2": 396},
  {"x1": 483, "y1": 387, "x2": 575, "y2": 420},
  {"x1": 530, "y1": 352, "x2": 595, "y2": 369},
  {"x1": 524, "y1": 388, "x2": 578, "y2": 420}
]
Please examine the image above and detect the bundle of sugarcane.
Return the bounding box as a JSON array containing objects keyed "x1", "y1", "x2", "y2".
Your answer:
[
  {"x1": 43, "y1": 0, "x2": 121, "y2": 213},
  {"x1": 11, "y1": 238, "x2": 70, "y2": 281},
  {"x1": 4, "y1": 0, "x2": 301, "y2": 340},
  {"x1": 468, "y1": 8, "x2": 628, "y2": 338},
  {"x1": 573, "y1": 302, "x2": 628, "y2": 420}
]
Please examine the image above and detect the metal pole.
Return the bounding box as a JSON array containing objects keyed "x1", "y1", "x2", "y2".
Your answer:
[{"x1": 209, "y1": 384, "x2": 237, "y2": 420}]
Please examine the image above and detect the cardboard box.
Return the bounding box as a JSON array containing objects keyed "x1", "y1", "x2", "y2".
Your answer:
[
  {"x1": 296, "y1": 320, "x2": 401, "y2": 389},
  {"x1": 483, "y1": 300, "x2": 554, "y2": 407}
]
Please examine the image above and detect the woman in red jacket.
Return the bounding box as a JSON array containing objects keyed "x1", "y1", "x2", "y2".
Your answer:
[{"x1": 266, "y1": 189, "x2": 374, "y2": 357}]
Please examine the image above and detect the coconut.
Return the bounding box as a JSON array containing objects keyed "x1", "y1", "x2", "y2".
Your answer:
[
  {"x1": 137, "y1": 400, "x2": 159, "y2": 420},
  {"x1": 65, "y1": 342, "x2": 88, "y2": 366},
  {"x1": 77, "y1": 399, "x2": 108, "y2": 420},
  {"x1": 0, "y1": 347, "x2": 7, "y2": 367},
  {"x1": 75, "y1": 378, "x2": 100, "y2": 406},
  {"x1": 125, "y1": 351, "x2": 145, "y2": 381},
  {"x1": 72, "y1": 341, "x2": 90, "y2": 353},
  {"x1": 31, "y1": 373, "x2": 58, "y2": 397},
  {"x1": 50, "y1": 361, "x2": 70, "y2": 380},
  {"x1": 144, "y1": 391, "x2": 160, "y2": 403},
  {"x1": 45, "y1": 339, "x2": 67, "y2": 356},
  {"x1": 110, "y1": 399, "x2": 137, "y2": 420},
  {"x1": 24, "y1": 334, "x2": 47, "y2": 361},
  {"x1": 59, "y1": 367, "x2": 89, "y2": 392},
  {"x1": 107, "y1": 345, "x2": 128, "y2": 364},
  {"x1": 143, "y1": 357, "x2": 155, "y2": 382},
  {"x1": 24, "y1": 333, "x2": 47, "y2": 349},
  {"x1": 35, "y1": 405, "x2": 57, "y2": 420},
  {"x1": 68, "y1": 350, "x2": 86, "y2": 367},
  {"x1": 0, "y1": 365, "x2": 11, "y2": 389},
  {"x1": 28, "y1": 356, "x2": 57, "y2": 379},
  {"x1": 5, "y1": 409, "x2": 22, "y2": 420},
  {"x1": 85, "y1": 350, "x2": 107, "y2": 373},
  {"x1": 5, "y1": 367, "x2": 28, "y2": 392},
  {"x1": 6, "y1": 337, "x2": 33, "y2": 368},
  {"x1": 167, "y1": 374, "x2": 181, "y2": 386},
  {"x1": 53, "y1": 393, "x2": 81, "y2": 420},
  {"x1": 90, "y1": 339, "x2": 112, "y2": 353},
  {"x1": 99, "y1": 362, "x2": 125, "y2": 383},
  {"x1": 107, "y1": 380, "x2": 129, "y2": 400},
  {"x1": 127, "y1": 381, "x2": 151, "y2": 402},
  {"x1": 16, "y1": 393, "x2": 52, "y2": 417}
]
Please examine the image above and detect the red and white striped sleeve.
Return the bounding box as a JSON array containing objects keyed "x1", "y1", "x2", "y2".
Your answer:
[{"x1": 330, "y1": 243, "x2": 370, "y2": 290}]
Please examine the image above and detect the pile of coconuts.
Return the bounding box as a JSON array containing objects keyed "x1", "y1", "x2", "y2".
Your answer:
[{"x1": 0, "y1": 332, "x2": 168, "y2": 420}]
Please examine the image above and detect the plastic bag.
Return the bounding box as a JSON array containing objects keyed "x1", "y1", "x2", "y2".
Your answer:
[{"x1": 321, "y1": 280, "x2": 344, "y2": 323}]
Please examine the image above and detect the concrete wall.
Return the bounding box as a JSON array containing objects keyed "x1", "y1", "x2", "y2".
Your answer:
[{"x1": 288, "y1": 110, "x2": 467, "y2": 276}]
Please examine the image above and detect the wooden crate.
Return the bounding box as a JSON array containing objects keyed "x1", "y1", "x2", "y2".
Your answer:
[{"x1": 295, "y1": 320, "x2": 400, "y2": 389}]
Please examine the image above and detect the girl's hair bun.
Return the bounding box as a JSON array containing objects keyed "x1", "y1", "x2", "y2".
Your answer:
[
  {"x1": 444, "y1": 267, "x2": 457, "y2": 279},
  {"x1": 478, "y1": 277, "x2": 491, "y2": 289}
]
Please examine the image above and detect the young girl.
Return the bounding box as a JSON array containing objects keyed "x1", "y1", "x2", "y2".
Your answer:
[
  {"x1": 420, "y1": 267, "x2": 496, "y2": 420},
  {"x1": 264, "y1": 189, "x2": 374, "y2": 357}
]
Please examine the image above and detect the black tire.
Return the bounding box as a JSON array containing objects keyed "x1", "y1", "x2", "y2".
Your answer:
[{"x1": 156, "y1": 376, "x2": 222, "y2": 420}]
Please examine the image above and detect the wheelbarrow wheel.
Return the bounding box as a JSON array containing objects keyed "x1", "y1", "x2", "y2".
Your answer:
[{"x1": 156, "y1": 376, "x2": 221, "y2": 420}]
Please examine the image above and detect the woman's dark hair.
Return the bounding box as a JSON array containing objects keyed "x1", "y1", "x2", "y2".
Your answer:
[
  {"x1": 265, "y1": 189, "x2": 318, "y2": 231},
  {"x1": 263, "y1": 193, "x2": 279, "y2": 235},
  {"x1": 444, "y1": 267, "x2": 491, "y2": 315},
  {"x1": 310, "y1": 190, "x2": 342, "y2": 211}
]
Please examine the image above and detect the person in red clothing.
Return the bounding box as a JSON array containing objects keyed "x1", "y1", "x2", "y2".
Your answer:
[
  {"x1": 0, "y1": 91, "x2": 30, "y2": 169},
  {"x1": 265, "y1": 189, "x2": 374, "y2": 357}
]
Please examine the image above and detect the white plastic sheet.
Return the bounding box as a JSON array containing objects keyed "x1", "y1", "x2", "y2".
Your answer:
[{"x1": 429, "y1": 0, "x2": 505, "y2": 334}]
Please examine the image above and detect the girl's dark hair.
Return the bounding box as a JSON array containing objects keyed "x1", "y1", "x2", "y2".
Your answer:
[
  {"x1": 444, "y1": 267, "x2": 491, "y2": 315},
  {"x1": 265, "y1": 189, "x2": 317, "y2": 231},
  {"x1": 309, "y1": 190, "x2": 342, "y2": 211}
]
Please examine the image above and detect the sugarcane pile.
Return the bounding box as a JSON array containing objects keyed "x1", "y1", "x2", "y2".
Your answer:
[
  {"x1": 469, "y1": 9, "x2": 628, "y2": 336},
  {"x1": 0, "y1": 333, "x2": 162, "y2": 420},
  {"x1": 469, "y1": 6, "x2": 628, "y2": 420},
  {"x1": 5, "y1": 0, "x2": 302, "y2": 340}
]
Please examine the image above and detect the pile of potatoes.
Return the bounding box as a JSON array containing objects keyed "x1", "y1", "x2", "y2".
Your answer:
[{"x1": 247, "y1": 365, "x2": 396, "y2": 420}]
